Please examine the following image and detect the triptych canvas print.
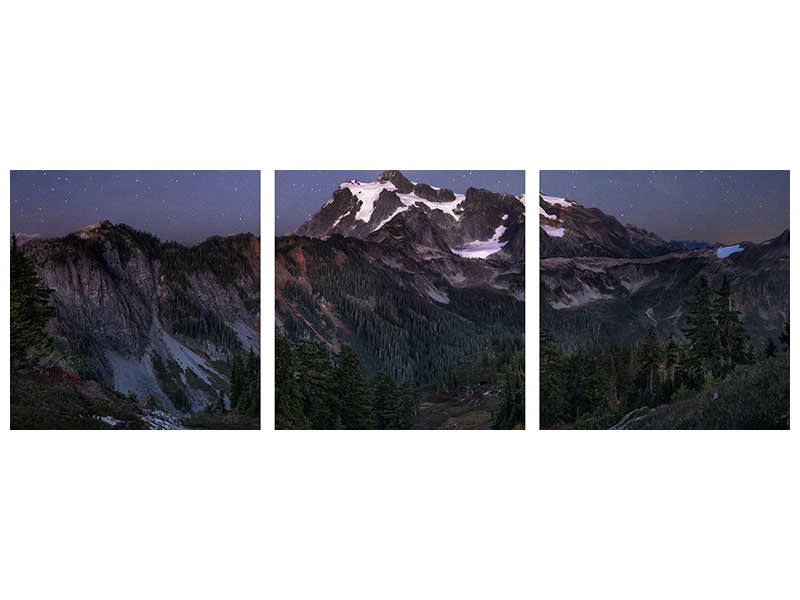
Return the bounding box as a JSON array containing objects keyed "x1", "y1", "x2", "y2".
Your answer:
[{"x1": 8, "y1": 169, "x2": 790, "y2": 429}]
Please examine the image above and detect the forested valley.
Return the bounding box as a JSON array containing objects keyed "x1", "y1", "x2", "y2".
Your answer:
[
  {"x1": 540, "y1": 276, "x2": 789, "y2": 429},
  {"x1": 276, "y1": 331, "x2": 524, "y2": 430}
]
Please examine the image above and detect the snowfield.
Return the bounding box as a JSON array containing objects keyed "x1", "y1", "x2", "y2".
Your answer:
[
  {"x1": 542, "y1": 225, "x2": 565, "y2": 238},
  {"x1": 337, "y1": 179, "x2": 468, "y2": 228},
  {"x1": 717, "y1": 244, "x2": 744, "y2": 258},
  {"x1": 451, "y1": 224, "x2": 508, "y2": 259},
  {"x1": 540, "y1": 194, "x2": 573, "y2": 207},
  {"x1": 540, "y1": 205, "x2": 558, "y2": 220}
]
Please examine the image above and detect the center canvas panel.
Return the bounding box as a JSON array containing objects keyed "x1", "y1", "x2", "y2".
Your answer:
[{"x1": 275, "y1": 170, "x2": 526, "y2": 430}]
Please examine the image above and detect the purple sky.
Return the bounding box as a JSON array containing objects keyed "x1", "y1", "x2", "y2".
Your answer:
[
  {"x1": 275, "y1": 170, "x2": 525, "y2": 235},
  {"x1": 11, "y1": 170, "x2": 260, "y2": 245},
  {"x1": 540, "y1": 170, "x2": 789, "y2": 244}
]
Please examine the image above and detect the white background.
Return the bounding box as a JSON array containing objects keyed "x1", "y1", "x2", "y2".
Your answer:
[{"x1": 1, "y1": 1, "x2": 798, "y2": 599}]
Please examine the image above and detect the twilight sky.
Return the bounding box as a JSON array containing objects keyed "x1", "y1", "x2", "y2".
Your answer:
[
  {"x1": 540, "y1": 170, "x2": 789, "y2": 244},
  {"x1": 275, "y1": 170, "x2": 525, "y2": 235},
  {"x1": 10, "y1": 171, "x2": 260, "y2": 245}
]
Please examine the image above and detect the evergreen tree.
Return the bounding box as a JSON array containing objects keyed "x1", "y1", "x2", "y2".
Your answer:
[
  {"x1": 229, "y1": 351, "x2": 245, "y2": 410},
  {"x1": 372, "y1": 371, "x2": 407, "y2": 429},
  {"x1": 295, "y1": 340, "x2": 340, "y2": 429},
  {"x1": 539, "y1": 330, "x2": 568, "y2": 428},
  {"x1": 682, "y1": 277, "x2": 719, "y2": 386},
  {"x1": 275, "y1": 332, "x2": 305, "y2": 428},
  {"x1": 636, "y1": 327, "x2": 664, "y2": 401},
  {"x1": 778, "y1": 321, "x2": 789, "y2": 351},
  {"x1": 10, "y1": 235, "x2": 55, "y2": 368},
  {"x1": 244, "y1": 347, "x2": 260, "y2": 417},
  {"x1": 494, "y1": 350, "x2": 524, "y2": 429},
  {"x1": 334, "y1": 345, "x2": 374, "y2": 429},
  {"x1": 765, "y1": 338, "x2": 777, "y2": 358},
  {"x1": 713, "y1": 275, "x2": 748, "y2": 373}
]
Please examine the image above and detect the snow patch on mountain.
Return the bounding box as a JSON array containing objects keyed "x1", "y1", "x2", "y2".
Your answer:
[
  {"x1": 451, "y1": 224, "x2": 508, "y2": 259},
  {"x1": 540, "y1": 206, "x2": 558, "y2": 220},
  {"x1": 540, "y1": 194, "x2": 572, "y2": 207},
  {"x1": 340, "y1": 180, "x2": 398, "y2": 222},
  {"x1": 542, "y1": 225, "x2": 565, "y2": 238},
  {"x1": 396, "y1": 192, "x2": 465, "y2": 219},
  {"x1": 717, "y1": 244, "x2": 744, "y2": 258},
  {"x1": 425, "y1": 287, "x2": 450, "y2": 304},
  {"x1": 550, "y1": 285, "x2": 612, "y2": 309}
]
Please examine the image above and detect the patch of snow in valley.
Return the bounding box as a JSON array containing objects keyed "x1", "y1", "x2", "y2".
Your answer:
[
  {"x1": 425, "y1": 287, "x2": 450, "y2": 304},
  {"x1": 451, "y1": 224, "x2": 508, "y2": 259},
  {"x1": 542, "y1": 225, "x2": 565, "y2": 238},
  {"x1": 620, "y1": 274, "x2": 656, "y2": 294},
  {"x1": 645, "y1": 307, "x2": 658, "y2": 324},
  {"x1": 550, "y1": 285, "x2": 612, "y2": 309},
  {"x1": 141, "y1": 408, "x2": 184, "y2": 430},
  {"x1": 717, "y1": 244, "x2": 744, "y2": 258}
]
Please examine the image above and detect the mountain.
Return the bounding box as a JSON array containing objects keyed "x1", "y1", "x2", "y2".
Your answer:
[
  {"x1": 672, "y1": 239, "x2": 715, "y2": 250},
  {"x1": 277, "y1": 171, "x2": 525, "y2": 406},
  {"x1": 298, "y1": 170, "x2": 525, "y2": 261},
  {"x1": 19, "y1": 221, "x2": 260, "y2": 419},
  {"x1": 539, "y1": 193, "x2": 789, "y2": 350},
  {"x1": 540, "y1": 193, "x2": 683, "y2": 258}
]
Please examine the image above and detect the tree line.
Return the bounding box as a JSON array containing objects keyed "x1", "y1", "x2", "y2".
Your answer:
[
  {"x1": 541, "y1": 276, "x2": 789, "y2": 429},
  {"x1": 276, "y1": 331, "x2": 415, "y2": 429}
]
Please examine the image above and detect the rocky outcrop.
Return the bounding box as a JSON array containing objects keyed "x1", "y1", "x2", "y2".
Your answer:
[{"x1": 22, "y1": 222, "x2": 260, "y2": 413}]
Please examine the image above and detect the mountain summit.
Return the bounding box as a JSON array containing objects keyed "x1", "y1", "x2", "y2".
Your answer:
[{"x1": 296, "y1": 171, "x2": 525, "y2": 261}]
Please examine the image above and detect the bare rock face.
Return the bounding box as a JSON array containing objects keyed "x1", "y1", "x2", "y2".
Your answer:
[{"x1": 23, "y1": 222, "x2": 260, "y2": 414}]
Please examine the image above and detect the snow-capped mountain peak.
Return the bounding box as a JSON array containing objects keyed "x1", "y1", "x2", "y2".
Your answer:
[{"x1": 296, "y1": 171, "x2": 525, "y2": 262}]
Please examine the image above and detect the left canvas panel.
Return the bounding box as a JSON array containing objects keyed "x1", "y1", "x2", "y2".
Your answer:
[{"x1": 10, "y1": 170, "x2": 261, "y2": 429}]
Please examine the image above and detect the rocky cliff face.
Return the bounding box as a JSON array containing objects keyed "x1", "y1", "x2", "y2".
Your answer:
[{"x1": 22, "y1": 221, "x2": 260, "y2": 413}]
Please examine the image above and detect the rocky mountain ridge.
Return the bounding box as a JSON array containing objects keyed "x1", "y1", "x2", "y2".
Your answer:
[
  {"x1": 22, "y1": 221, "x2": 260, "y2": 414},
  {"x1": 298, "y1": 170, "x2": 525, "y2": 261},
  {"x1": 539, "y1": 192, "x2": 789, "y2": 350},
  {"x1": 540, "y1": 193, "x2": 683, "y2": 258}
]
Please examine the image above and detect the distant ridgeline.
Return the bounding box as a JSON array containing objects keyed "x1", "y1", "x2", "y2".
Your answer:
[
  {"x1": 13, "y1": 221, "x2": 261, "y2": 424},
  {"x1": 276, "y1": 171, "x2": 526, "y2": 402},
  {"x1": 539, "y1": 193, "x2": 789, "y2": 350},
  {"x1": 539, "y1": 192, "x2": 789, "y2": 430}
]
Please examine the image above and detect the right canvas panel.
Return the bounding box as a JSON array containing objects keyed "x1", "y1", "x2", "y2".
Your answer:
[{"x1": 539, "y1": 170, "x2": 789, "y2": 429}]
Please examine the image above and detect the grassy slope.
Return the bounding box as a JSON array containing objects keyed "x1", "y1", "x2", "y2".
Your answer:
[
  {"x1": 11, "y1": 367, "x2": 147, "y2": 429},
  {"x1": 620, "y1": 354, "x2": 789, "y2": 430}
]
